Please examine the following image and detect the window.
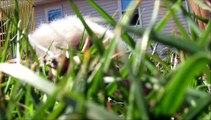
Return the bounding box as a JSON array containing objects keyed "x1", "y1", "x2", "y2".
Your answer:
[
  {"x1": 45, "y1": 6, "x2": 62, "y2": 22},
  {"x1": 121, "y1": 0, "x2": 140, "y2": 25}
]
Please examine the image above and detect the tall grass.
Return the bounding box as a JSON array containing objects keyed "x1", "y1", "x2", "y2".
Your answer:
[{"x1": 0, "y1": 0, "x2": 210, "y2": 119}]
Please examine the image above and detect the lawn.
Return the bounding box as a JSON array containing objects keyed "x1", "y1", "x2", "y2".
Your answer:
[{"x1": 0, "y1": 0, "x2": 210, "y2": 119}]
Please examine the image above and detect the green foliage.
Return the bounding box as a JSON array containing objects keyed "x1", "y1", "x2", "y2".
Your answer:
[{"x1": 0, "y1": 0, "x2": 210, "y2": 120}]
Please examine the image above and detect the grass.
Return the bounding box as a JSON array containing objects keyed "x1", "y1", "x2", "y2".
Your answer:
[{"x1": 0, "y1": 0, "x2": 211, "y2": 119}]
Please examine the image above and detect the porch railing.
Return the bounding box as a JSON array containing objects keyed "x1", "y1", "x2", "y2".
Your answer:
[{"x1": 0, "y1": 0, "x2": 35, "y2": 47}]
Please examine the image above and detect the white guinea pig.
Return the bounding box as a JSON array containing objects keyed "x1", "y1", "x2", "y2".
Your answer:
[{"x1": 28, "y1": 16, "x2": 127, "y2": 75}]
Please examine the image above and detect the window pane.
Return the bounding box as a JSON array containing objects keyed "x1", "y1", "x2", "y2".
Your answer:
[
  {"x1": 48, "y1": 8, "x2": 62, "y2": 22},
  {"x1": 121, "y1": 0, "x2": 131, "y2": 11},
  {"x1": 130, "y1": 11, "x2": 139, "y2": 25},
  {"x1": 122, "y1": 10, "x2": 139, "y2": 25},
  {"x1": 121, "y1": 0, "x2": 140, "y2": 25}
]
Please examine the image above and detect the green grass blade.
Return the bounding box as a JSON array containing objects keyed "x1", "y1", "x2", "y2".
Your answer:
[
  {"x1": 124, "y1": 26, "x2": 204, "y2": 53},
  {"x1": 87, "y1": 0, "x2": 135, "y2": 49},
  {"x1": 199, "y1": 21, "x2": 211, "y2": 47},
  {"x1": 5, "y1": 79, "x2": 22, "y2": 119},
  {"x1": 86, "y1": 102, "x2": 123, "y2": 120},
  {"x1": 133, "y1": 0, "x2": 160, "y2": 75},
  {"x1": 154, "y1": 0, "x2": 181, "y2": 31},
  {"x1": 186, "y1": 11, "x2": 209, "y2": 23},
  {"x1": 146, "y1": 53, "x2": 171, "y2": 71},
  {"x1": 102, "y1": 0, "x2": 141, "y2": 72},
  {"x1": 69, "y1": 0, "x2": 104, "y2": 55},
  {"x1": 1, "y1": 19, "x2": 12, "y2": 62},
  {"x1": 186, "y1": 17, "x2": 202, "y2": 40},
  {"x1": 47, "y1": 102, "x2": 66, "y2": 120},
  {"x1": 194, "y1": 0, "x2": 211, "y2": 11},
  {"x1": 0, "y1": 63, "x2": 56, "y2": 95},
  {"x1": 87, "y1": 64, "x2": 103, "y2": 99},
  {"x1": 180, "y1": 94, "x2": 211, "y2": 120},
  {"x1": 32, "y1": 93, "x2": 57, "y2": 120},
  {"x1": 163, "y1": 0, "x2": 190, "y2": 41},
  {"x1": 87, "y1": 0, "x2": 116, "y2": 26},
  {"x1": 156, "y1": 51, "x2": 211, "y2": 115},
  {"x1": 23, "y1": 85, "x2": 34, "y2": 118},
  {"x1": 127, "y1": 1, "x2": 161, "y2": 119},
  {"x1": 14, "y1": 0, "x2": 19, "y2": 26}
]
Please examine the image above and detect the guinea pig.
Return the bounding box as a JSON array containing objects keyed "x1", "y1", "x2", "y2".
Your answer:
[{"x1": 28, "y1": 15, "x2": 127, "y2": 76}]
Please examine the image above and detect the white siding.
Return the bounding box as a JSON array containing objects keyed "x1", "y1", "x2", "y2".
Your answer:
[
  {"x1": 34, "y1": 0, "x2": 189, "y2": 33},
  {"x1": 35, "y1": 0, "x2": 60, "y2": 5},
  {"x1": 34, "y1": 0, "x2": 119, "y2": 27},
  {"x1": 140, "y1": 0, "x2": 189, "y2": 33}
]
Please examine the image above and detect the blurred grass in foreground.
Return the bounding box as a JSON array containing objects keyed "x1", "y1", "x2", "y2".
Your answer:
[{"x1": 0, "y1": 0, "x2": 211, "y2": 119}]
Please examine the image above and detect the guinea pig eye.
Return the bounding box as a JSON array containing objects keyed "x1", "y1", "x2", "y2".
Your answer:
[{"x1": 51, "y1": 59, "x2": 58, "y2": 68}]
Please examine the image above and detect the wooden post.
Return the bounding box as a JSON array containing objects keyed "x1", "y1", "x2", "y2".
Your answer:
[{"x1": 188, "y1": 0, "x2": 211, "y2": 30}]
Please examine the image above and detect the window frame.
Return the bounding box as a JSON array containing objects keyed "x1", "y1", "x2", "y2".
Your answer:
[
  {"x1": 118, "y1": 0, "x2": 142, "y2": 26},
  {"x1": 45, "y1": 5, "x2": 63, "y2": 23}
]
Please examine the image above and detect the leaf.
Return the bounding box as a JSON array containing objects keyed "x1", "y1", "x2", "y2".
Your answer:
[
  {"x1": 0, "y1": 63, "x2": 56, "y2": 95},
  {"x1": 180, "y1": 94, "x2": 211, "y2": 120},
  {"x1": 86, "y1": 102, "x2": 123, "y2": 120},
  {"x1": 156, "y1": 51, "x2": 211, "y2": 115},
  {"x1": 163, "y1": 0, "x2": 190, "y2": 41},
  {"x1": 87, "y1": 0, "x2": 136, "y2": 49},
  {"x1": 199, "y1": 21, "x2": 211, "y2": 47},
  {"x1": 194, "y1": 0, "x2": 211, "y2": 11},
  {"x1": 124, "y1": 25, "x2": 204, "y2": 54},
  {"x1": 69, "y1": 0, "x2": 104, "y2": 55}
]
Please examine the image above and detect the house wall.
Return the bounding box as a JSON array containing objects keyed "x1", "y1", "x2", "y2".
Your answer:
[
  {"x1": 140, "y1": 0, "x2": 189, "y2": 33},
  {"x1": 34, "y1": 0, "x2": 120, "y2": 27},
  {"x1": 34, "y1": 0, "x2": 189, "y2": 33}
]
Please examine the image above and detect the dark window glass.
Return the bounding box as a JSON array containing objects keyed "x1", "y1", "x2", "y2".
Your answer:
[
  {"x1": 48, "y1": 8, "x2": 62, "y2": 22},
  {"x1": 121, "y1": 0, "x2": 140, "y2": 25}
]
